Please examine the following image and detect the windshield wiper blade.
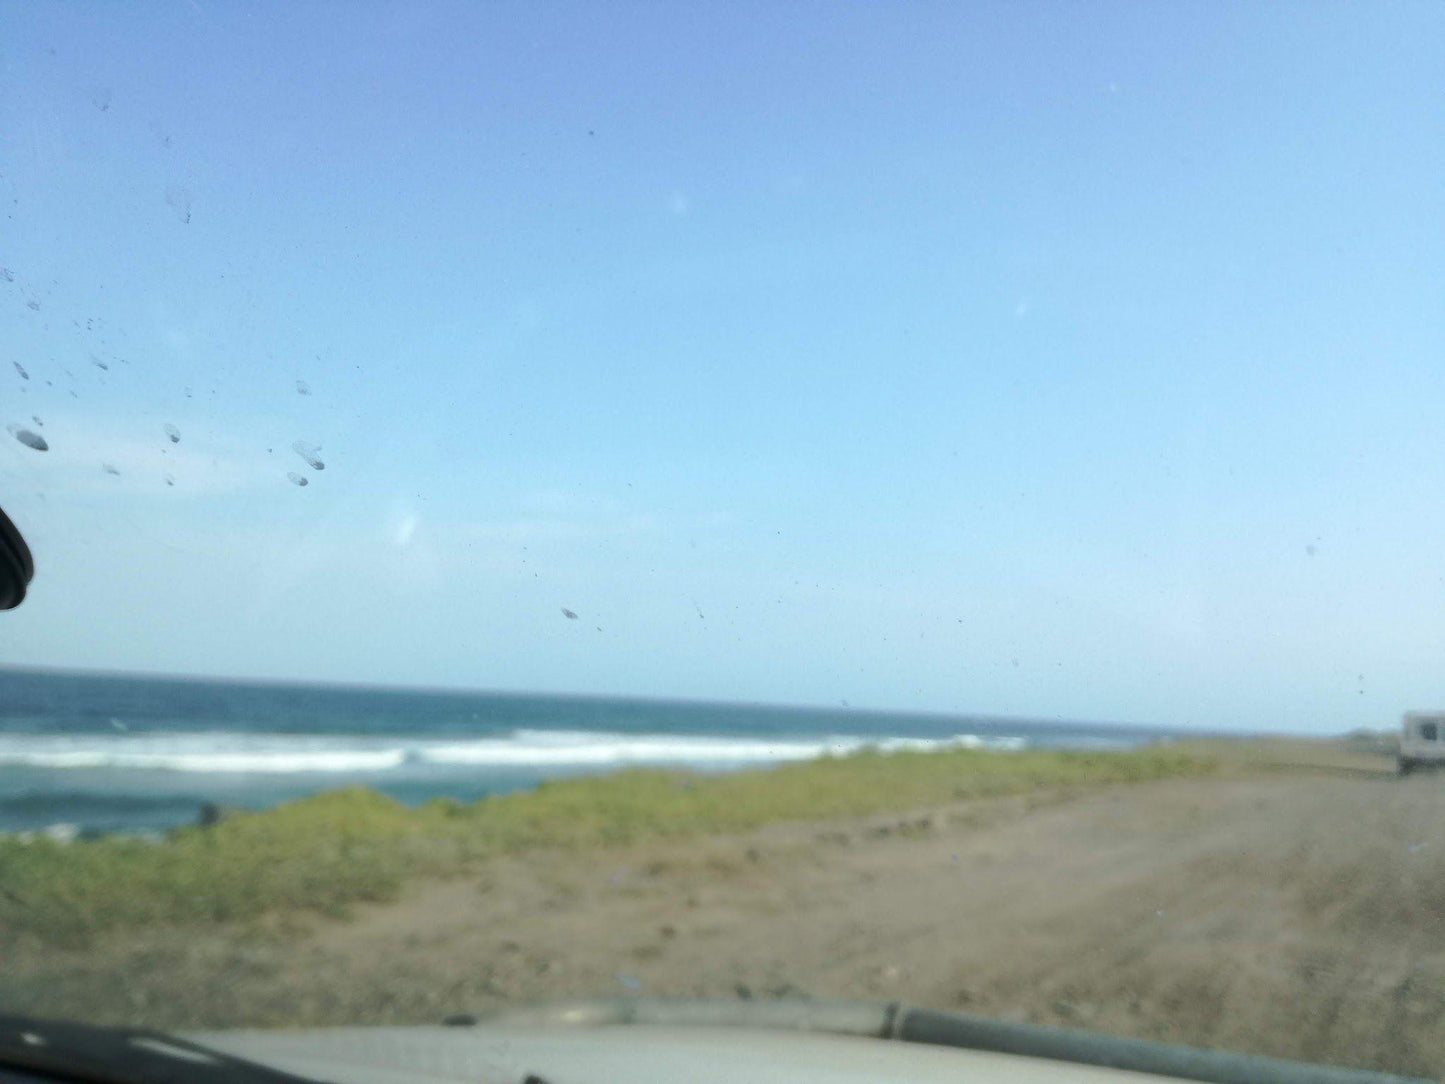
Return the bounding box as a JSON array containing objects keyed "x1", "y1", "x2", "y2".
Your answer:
[{"x1": 0, "y1": 1015, "x2": 323, "y2": 1084}]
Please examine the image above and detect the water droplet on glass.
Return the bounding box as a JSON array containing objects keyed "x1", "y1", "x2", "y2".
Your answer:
[
  {"x1": 164, "y1": 185, "x2": 192, "y2": 224},
  {"x1": 163, "y1": 423, "x2": 180, "y2": 444},
  {"x1": 286, "y1": 471, "x2": 308, "y2": 487},
  {"x1": 561, "y1": 608, "x2": 579, "y2": 620},
  {"x1": 13, "y1": 362, "x2": 28, "y2": 380},
  {"x1": 91, "y1": 355, "x2": 108, "y2": 371},
  {"x1": 295, "y1": 379, "x2": 311, "y2": 396},
  {"x1": 7, "y1": 424, "x2": 47, "y2": 451},
  {"x1": 25, "y1": 299, "x2": 40, "y2": 312},
  {"x1": 291, "y1": 440, "x2": 324, "y2": 471},
  {"x1": 101, "y1": 463, "x2": 120, "y2": 476},
  {"x1": 0, "y1": 268, "x2": 13, "y2": 282},
  {"x1": 163, "y1": 473, "x2": 175, "y2": 486}
]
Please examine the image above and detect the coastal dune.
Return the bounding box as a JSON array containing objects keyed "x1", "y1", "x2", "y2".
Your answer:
[{"x1": 2, "y1": 742, "x2": 1441, "y2": 1079}]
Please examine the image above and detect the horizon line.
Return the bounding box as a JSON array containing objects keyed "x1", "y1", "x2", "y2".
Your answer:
[{"x1": 0, "y1": 662, "x2": 1241, "y2": 737}]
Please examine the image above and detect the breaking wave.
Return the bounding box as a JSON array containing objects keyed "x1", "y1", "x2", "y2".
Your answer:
[{"x1": 0, "y1": 728, "x2": 1026, "y2": 774}]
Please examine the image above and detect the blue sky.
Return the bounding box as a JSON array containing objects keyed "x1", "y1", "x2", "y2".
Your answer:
[{"x1": 1, "y1": 2, "x2": 1442, "y2": 732}]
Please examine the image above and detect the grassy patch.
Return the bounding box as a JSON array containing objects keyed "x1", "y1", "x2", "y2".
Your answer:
[
  {"x1": 1168, "y1": 737, "x2": 1396, "y2": 776},
  {"x1": 0, "y1": 746, "x2": 1214, "y2": 946}
]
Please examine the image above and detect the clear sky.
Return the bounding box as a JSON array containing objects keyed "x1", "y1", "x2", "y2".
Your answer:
[{"x1": 1, "y1": 2, "x2": 1442, "y2": 732}]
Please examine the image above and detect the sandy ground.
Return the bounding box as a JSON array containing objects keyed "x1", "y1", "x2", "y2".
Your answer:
[{"x1": 5, "y1": 763, "x2": 1445, "y2": 1079}]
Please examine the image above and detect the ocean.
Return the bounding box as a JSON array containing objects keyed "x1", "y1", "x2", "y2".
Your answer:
[{"x1": 0, "y1": 668, "x2": 1184, "y2": 834}]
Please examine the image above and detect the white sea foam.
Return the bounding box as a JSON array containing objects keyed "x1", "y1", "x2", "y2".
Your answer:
[
  {"x1": 0, "y1": 729, "x2": 1025, "y2": 774},
  {"x1": 0, "y1": 734, "x2": 409, "y2": 773}
]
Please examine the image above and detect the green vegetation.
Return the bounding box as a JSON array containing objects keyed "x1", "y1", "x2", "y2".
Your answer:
[{"x1": 0, "y1": 746, "x2": 1214, "y2": 946}]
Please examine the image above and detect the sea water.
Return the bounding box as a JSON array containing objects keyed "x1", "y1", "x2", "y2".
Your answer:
[{"x1": 0, "y1": 668, "x2": 1183, "y2": 833}]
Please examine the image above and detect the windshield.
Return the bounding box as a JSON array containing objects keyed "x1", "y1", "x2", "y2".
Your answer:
[{"x1": 2, "y1": 3, "x2": 1443, "y2": 1079}]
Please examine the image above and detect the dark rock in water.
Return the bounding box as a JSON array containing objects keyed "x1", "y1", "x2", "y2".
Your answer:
[{"x1": 198, "y1": 802, "x2": 243, "y2": 828}]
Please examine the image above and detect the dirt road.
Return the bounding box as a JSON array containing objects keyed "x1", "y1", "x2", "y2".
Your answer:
[{"x1": 5, "y1": 770, "x2": 1444, "y2": 1079}]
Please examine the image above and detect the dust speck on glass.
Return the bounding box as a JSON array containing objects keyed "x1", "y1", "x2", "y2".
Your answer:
[
  {"x1": 291, "y1": 440, "x2": 325, "y2": 472},
  {"x1": 7, "y1": 424, "x2": 48, "y2": 452}
]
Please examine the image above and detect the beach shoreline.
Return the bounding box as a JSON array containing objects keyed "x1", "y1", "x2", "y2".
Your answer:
[
  {"x1": 3, "y1": 740, "x2": 1438, "y2": 1078},
  {"x1": 0, "y1": 666, "x2": 1219, "y2": 836}
]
